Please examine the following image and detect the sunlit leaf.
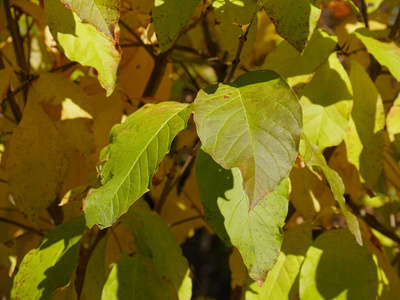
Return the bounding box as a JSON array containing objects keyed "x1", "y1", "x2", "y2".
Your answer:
[
  {"x1": 120, "y1": 200, "x2": 192, "y2": 299},
  {"x1": 300, "y1": 53, "x2": 353, "y2": 149},
  {"x1": 61, "y1": 0, "x2": 119, "y2": 41},
  {"x1": 44, "y1": 0, "x2": 121, "y2": 96},
  {"x1": 245, "y1": 224, "x2": 313, "y2": 299},
  {"x1": 345, "y1": 59, "x2": 385, "y2": 189},
  {"x1": 196, "y1": 149, "x2": 289, "y2": 284},
  {"x1": 194, "y1": 70, "x2": 302, "y2": 207},
  {"x1": 85, "y1": 102, "x2": 192, "y2": 229},
  {"x1": 153, "y1": 0, "x2": 200, "y2": 52},
  {"x1": 387, "y1": 94, "x2": 400, "y2": 152},
  {"x1": 11, "y1": 217, "x2": 86, "y2": 300},
  {"x1": 6, "y1": 99, "x2": 69, "y2": 221},
  {"x1": 300, "y1": 135, "x2": 362, "y2": 245},
  {"x1": 354, "y1": 28, "x2": 400, "y2": 81},
  {"x1": 263, "y1": 0, "x2": 321, "y2": 52}
]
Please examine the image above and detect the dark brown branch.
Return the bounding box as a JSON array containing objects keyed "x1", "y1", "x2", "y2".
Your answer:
[
  {"x1": 361, "y1": 213, "x2": 400, "y2": 244},
  {"x1": 141, "y1": 51, "x2": 171, "y2": 99},
  {"x1": 169, "y1": 215, "x2": 205, "y2": 227},
  {"x1": 360, "y1": 0, "x2": 369, "y2": 29},
  {"x1": 389, "y1": 9, "x2": 400, "y2": 39},
  {"x1": 0, "y1": 216, "x2": 44, "y2": 236},
  {"x1": 119, "y1": 20, "x2": 156, "y2": 59}
]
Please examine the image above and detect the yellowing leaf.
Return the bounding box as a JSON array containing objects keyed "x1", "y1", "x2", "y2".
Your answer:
[
  {"x1": 300, "y1": 53, "x2": 353, "y2": 149},
  {"x1": 44, "y1": 0, "x2": 122, "y2": 96},
  {"x1": 345, "y1": 59, "x2": 385, "y2": 189},
  {"x1": 5, "y1": 99, "x2": 69, "y2": 221},
  {"x1": 387, "y1": 95, "x2": 400, "y2": 152}
]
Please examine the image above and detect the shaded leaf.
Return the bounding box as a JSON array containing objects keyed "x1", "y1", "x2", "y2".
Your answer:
[
  {"x1": 85, "y1": 102, "x2": 192, "y2": 229},
  {"x1": 194, "y1": 70, "x2": 302, "y2": 207},
  {"x1": 153, "y1": 0, "x2": 200, "y2": 52},
  {"x1": 245, "y1": 224, "x2": 313, "y2": 299},
  {"x1": 11, "y1": 217, "x2": 86, "y2": 300},
  {"x1": 354, "y1": 28, "x2": 400, "y2": 81},
  {"x1": 300, "y1": 53, "x2": 353, "y2": 149},
  {"x1": 196, "y1": 149, "x2": 289, "y2": 284},
  {"x1": 121, "y1": 200, "x2": 192, "y2": 299},
  {"x1": 44, "y1": 0, "x2": 121, "y2": 95},
  {"x1": 6, "y1": 99, "x2": 69, "y2": 221},
  {"x1": 345, "y1": 59, "x2": 385, "y2": 189},
  {"x1": 61, "y1": 0, "x2": 119, "y2": 41},
  {"x1": 263, "y1": 0, "x2": 321, "y2": 52},
  {"x1": 300, "y1": 135, "x2": 362, "y2": 245}
]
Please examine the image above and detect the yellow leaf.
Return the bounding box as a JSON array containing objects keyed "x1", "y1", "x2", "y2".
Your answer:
[{"x1": 5, "y1": 99, "x2": 69, "y2": 221}]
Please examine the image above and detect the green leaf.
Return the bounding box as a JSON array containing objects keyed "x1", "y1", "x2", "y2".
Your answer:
[
  {"x1": 81, "y1": 234, "x2": 110, "y2": 300},
  {"x1": 263, "y1": 0, "x2": 321, "y2": 52},
  {"x1": 12, "y1": 217, "x2": 86, "y2": 300},
  {"x1": 60, "y1": 0, "x2": 119, "y2": 41},
  {"x1": 120, "y1": 200, "x2": 192, "y2": 299},
  {"x1": 153, "y1": 0, "x2": 200, "y2": 52},
  {"x1": 196, "y1": 148, "x2": 289, "y2": 284},
  {"x1": 193, "y1": 70, "x2": 302, "y2": 207},
  {"x1": 299, "y1": 229, "x2": 379, "y2": 299},
  {"x1": 300, "y1": 135, "x2": 362, "y2": 245},
  {"x1": 354, "y1": 28, "x2": 400, "y2": 82},
  {"x1": 101, "y1": 253, "x2": 174, "y2": 300},
  {"x1": 212, "y1": 0, "x2": 257, "y2": 61},
  {"x1": 44, "y1": 0, "x2": 121, "y2": 96},
  {"x1": 244, "y1": 224, "x2": 313, "y2": 299},
  {"x1": 387, "y1": 94, "x2": 400, "y2": 152},
  {"x1": 263, "y1": 29, "x2": 338, "y2": 88},
  {"x1": 300, "y1": 53, "x2": 353, "y2": 149},
  {"x1": 345, "y1": 59, "x2": 385, "y2": 189},
  {"x1": 85, "y1": 102, "x2": 192, "y2": 229}
]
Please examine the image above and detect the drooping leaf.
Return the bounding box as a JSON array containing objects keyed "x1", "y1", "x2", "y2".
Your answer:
[
  {"x1": 345, "y1": 59, "x2": 385, "y2": 189},
  {"x1": 300, "y1": 53, "x2": 353, "y2": 149},
  {"x1": 153, "y1": 0, "x2": 201, "y2": 52},
  {"x1": 61, "y1": 0, "x2": 119, "y2": 41},
  {"x1": 44, "y1": 0, "x2": 121, "y2": 96},
  {"x1": 85, "y1": 102, "x2": 192, "y2": 229},
  {"x1": 212, "y1": 0, "x2": 257, "y2": 61},
  {"x1": 263, "y1": 0, "x2": 322, "y2": 52},
  {"x1": 101, "y1": 253, "x2": 174, "y2": 300},
  {"x1": 196, "y1": 149, "x2": 289, "y2": 284},
  {"x1": 120, "y1": 200, "x2": 192, "y2": 299},
  {"x1": 354, "y1": 28, "x2": 400, "y2": 81},
  {"x1": 11, "y1": 217, "x2": 86, "y2": 300},
  {"x1": 387, "y1": 95, "x2": 400, "y2": 152},
  {"x1": 263, "y1": 29, "x2": 338, "y2": 88},
  {"x1": 300, "y1": 135, "x2": 362, "y2": 245},
  {"x1": 5, "y1": 99, "x2": 69, "y2": 221},
  {"x1": 194, "y1": 70, "x2": 302, "y2": 207},
  {"x1": 244, "y1": 224, "x2": 313, "y2": 299},
  {"x1": 299, "y1": 229, "x2": 395, "y2": 299}
]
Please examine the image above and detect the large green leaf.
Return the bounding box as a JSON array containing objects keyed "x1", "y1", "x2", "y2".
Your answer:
[
  {"x1": 263, "y1": 0, "x2": 321, "y2": 52},
  {"x1": 300, "y1": 53, "x2": 353, "y2": 149},
  {"x1": 387, "y1": 94, "x2": 400, "y2": 152},
  {"x1": 85, "y1": 102, "x2": 192, "y2": 229},
  {"x1": 212, "y1": 0, "x2": 257, "y2": 61},
  {"x1": 101, "y1": 253, "x2": 173, "y2": 299},
  {"x1": 193, "y1": 70, "x2": 302, "y2": 207},
  {"x1": 345, "y1": 59, "x2": 385, "y2": 189},
  {"x1": 60, "y1": 0, "x2": 119, "y2": 41},
  {"x1": 12, "y1": 217, "x2": 86, "y2": 300},
  {"x1": 120, "y1": 200, "x2": 192, "y2": 299},
  {"x1": 245, "y1": 224, "x2": 313, "y2": 299},
  {"x1": 354, "y1": 28, "x2": 400, "y2": 82},
  {"x1": 299, "y1": 229, "x2": 399, "y2": 299},
  {"x1": 263, "y1": 29, "x2": 337, "y2": 88},
  {"x1": 153, "y1": 0, "x2": 200, "y2": 52},
  {"x1": 196, "y1": 149, "x2": 289, "y2": 284},
  {"x1": 44, "y1": 0, "x2": 121, "y2": 96},
  {"x1": 300, "y1": 135, "x2": 362, "y2": 245}
]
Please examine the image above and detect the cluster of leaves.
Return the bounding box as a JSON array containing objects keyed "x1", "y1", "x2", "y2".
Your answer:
[{"x1": 1, "y1": 0, "x2": 400, "y2": 299}]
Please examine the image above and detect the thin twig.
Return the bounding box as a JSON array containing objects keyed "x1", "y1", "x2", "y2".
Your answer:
[
  {"x1": 176, "y1": 61, "x2": 201, "y2": 91},
  {"x1": 0, "y1": 179, "x2": 8, "y2": 184},
  {"x1": 119, "y1": 20, "x2": 156, "y2": 59},
  {"x1": 110, "y1": 227, "x2": 123, "y2": 254},
  {"x1": 0, "y1": 216, "x2": 44, "y2": 236},
  {"x1": 169, "y1": 215, "x2": 205, "y2": 227},
  {"x1": 389, "y1": 9, "x2": 400, "y2": 39},
  {"x1": 49, "y1": 61, "x2": 78, "y2": 73},
  {"x1": 225, "y1": 5, "x2": 260, "y2": 82},
  {"x1": 360, "y1": 0, "x2": 369, "y2": 28}
]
